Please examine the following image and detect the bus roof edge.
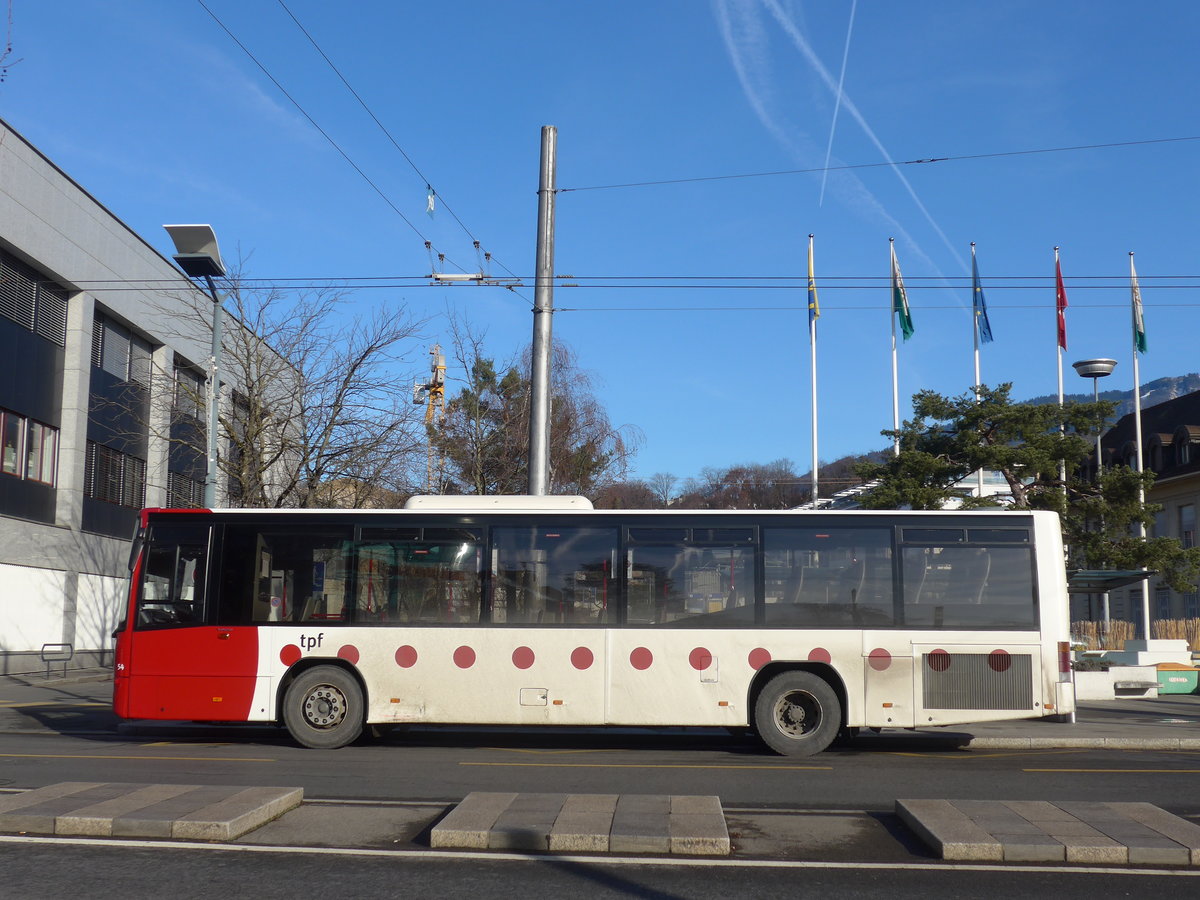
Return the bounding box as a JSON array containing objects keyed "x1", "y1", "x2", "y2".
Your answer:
[{"x1": 403, "y1": 495, "x2": 595, "y2": 511}]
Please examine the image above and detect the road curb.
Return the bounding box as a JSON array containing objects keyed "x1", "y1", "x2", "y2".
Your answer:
[{"x1": 966, "y1": 736, "x2": 1200, "y2": 750}]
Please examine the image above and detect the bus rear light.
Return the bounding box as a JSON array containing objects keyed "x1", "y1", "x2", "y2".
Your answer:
[{"x1": 1058, "y1": 641, "x2": 1071, "y2": 674}]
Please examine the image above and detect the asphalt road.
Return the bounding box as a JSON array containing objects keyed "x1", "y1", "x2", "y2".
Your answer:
[
  {"x1": 2, "y1": 676, "x2": 1199, "y2": 895},
  {"x1": 0, "y1": 840, "x2": 1194, "y2": 900},
  {"x1": 1, "y1": 678, "x2": 1199, "y2": 814}
]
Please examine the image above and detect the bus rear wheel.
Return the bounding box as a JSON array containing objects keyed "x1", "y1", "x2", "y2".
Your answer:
[
  {"x1": 754, "y1": 671, "x2": 840, "y2": 757},
  {"x1": 283, "y1": 666, "x2": 364, "y2": 749}
]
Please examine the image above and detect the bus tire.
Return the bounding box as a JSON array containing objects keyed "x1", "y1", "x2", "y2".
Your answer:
[
  {"x1": 754, "y1": 671, "x2": 840, "y2": 757},
  {"x1": 282, "y1": 666, "x2": 364, "y2": 749}
]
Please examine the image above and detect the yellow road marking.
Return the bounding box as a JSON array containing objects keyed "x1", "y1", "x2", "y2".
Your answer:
[
  {"x1": 479, "y1": 747, "x2": 622, "y2": 756},
  {"x1": 0, "y1": 753, "x2": 273, "y2": 762},
  {"x1": 887, "y1": 748, "x2": 1090, "y2": 760},
  {"x1": 1025, "y1": 768, "x2": 1200, "y2": 774},
  {"x1": 462, "y1": 762, "x2": 831, "y2": 770}
]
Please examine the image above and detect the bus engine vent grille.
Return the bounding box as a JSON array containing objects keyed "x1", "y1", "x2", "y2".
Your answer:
[{"x1": 921, "y1": 652, "x2": 1033, "y2": 710}]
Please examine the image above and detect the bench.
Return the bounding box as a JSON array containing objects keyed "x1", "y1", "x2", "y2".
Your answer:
[{"x1": 40, "y1": 642, "x2": 73, "y2": 678}]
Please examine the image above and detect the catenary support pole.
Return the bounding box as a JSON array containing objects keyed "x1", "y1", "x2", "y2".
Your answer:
[{"x1": 528, "y1": 125, "x2": 557, "y2": 495}]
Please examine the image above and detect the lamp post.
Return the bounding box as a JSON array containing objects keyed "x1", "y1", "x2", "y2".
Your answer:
[
  {"x1": 1072, "y1": 358, "x2": 1117, "y2": 478},
  {"x1": 1072, "y1": 357, "x2": 1117, "y2": 628},
  {"x1": 163, "y1": 225, "x2": 226, "y2": 508}
]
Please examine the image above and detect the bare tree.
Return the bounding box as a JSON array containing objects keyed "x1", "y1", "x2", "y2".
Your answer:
[
  {"x1": 648, "y1": 472, "x2": 678, "y2": 507},
  {"x1": 431, "y1": 320, "x2": 641, "y2": 497},
  {"x1": 159, "y1": 266, "x2": 427, "y2": 508}
]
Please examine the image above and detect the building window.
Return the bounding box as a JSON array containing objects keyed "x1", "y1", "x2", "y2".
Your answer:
[
  {"x1": 0, "y1": 247, "x2": 68, "y2": 346},
  {"x1": 92, "y1": 312, "x2": 153, "y2": 386},
  {"x1": 168, "y1": 471, "x2": 205, "y2": 509},
  {"x1": 174, "y1": 364, "x2": 205, "y2": 421},
  {"x1": 1156, "y1": 587, "x2": 1171, "y2": 620},
  {"x1": 1180, "y1": 504, "x2": 1196, "y2": 549},
  {"x1": 84, "y1": 441, "x2": 146, "y2": 508},
  {"x1": 0, "y1": 408, "x2": 58, "y2": 486},
  {"x1": 1185, "y1": 592, "x2": 1199, "y2": 618},
  {"x1": 1152, "y1": 510, "x2": 1167, "y2": 540}
]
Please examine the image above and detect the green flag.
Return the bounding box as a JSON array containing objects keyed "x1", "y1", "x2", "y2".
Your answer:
[
  {"x1": 890, "y1": 242, "x2": 914, "y2": 340},
  {"x1": 1131, "y1": 254, "x2": 1147, "y2": 354}
]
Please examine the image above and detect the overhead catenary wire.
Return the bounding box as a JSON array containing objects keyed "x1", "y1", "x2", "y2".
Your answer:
[
  {"x1": 557, "y1": 135, "x2": 1200, "y2": 193},
  {"x1": 196, "y1": 0, "x2": 470, "y2": 274},
  {"x1": 273, "y1": 0, "x2": 521, "y2": 281}
]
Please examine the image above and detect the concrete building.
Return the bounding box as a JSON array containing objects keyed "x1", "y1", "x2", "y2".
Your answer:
[{"x1": 0, "y1": 116, "x2": 237, "y2": 673}]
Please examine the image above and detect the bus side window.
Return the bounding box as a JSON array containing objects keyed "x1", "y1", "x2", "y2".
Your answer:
[
  {"x1": 491, "y1": 526, "x2": 617, "y2": 625},
  {"x1": 762, "y1": 526, "x2": 894, "y2": 627},
  {"x1": 218, "y1": 526, "x2": 353, "y2": 625},
  {"x1": 138, "y1": 524, "x2": 210, "y2": 628}
]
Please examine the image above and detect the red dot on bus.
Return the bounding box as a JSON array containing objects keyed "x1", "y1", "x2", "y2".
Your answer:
[
  {"x1": 689, "y1": 647, "x2": 713, "y2": 671},
  {"x1": 630, "y1": 647, "x2": 653, "y2": 670},
  {"x1": 280, "y1": 644, "x2": 301, "y2": 666},
  {"x1": 512, "y1": 646, "x2": 535, "y2": 669},
  {"x1": 988, "y1": 649, "x2": 1012, "y2": 673},
  {"x1": 748, "y1": 648, "x2": 772, "y2": 670},
  {"x1": 571, "y1": 647, "x2": 594, "y2": 670},
  {"x1": 928, "y1": 649, "x2": 952, "y2": 672},
  {"x1": 808, "y1": 647, "x2": 831, "y2": 664},
  {"x1": 868, "y1": 648, "x2": 892, "y2": 671},
  {"x1": 395, "y1": 645, "x2": 418, "y2": 668},
  {"x1": 454, "y1": 646, "x2": 476, "y2": 669},
  {"x1": 337, "y1": 645, "x2": 360, "y2": 665}
]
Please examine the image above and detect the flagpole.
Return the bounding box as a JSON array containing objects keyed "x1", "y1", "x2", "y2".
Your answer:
[
  {"x1": 890, "y1": 238, "x2": 900, "y2": 457},
  {"x1": 1131, "y1": 250, "x2": 1150, "y2": 640},
  {"x1": 972, "y1": 242, "x2": 983, "y2": 498},
  {"x1": 809, "y1": 234, "x2": 819, "y2": 505},
  {"x1": 1055, "y1": 246, "x2": 1066, "y2": 487}
]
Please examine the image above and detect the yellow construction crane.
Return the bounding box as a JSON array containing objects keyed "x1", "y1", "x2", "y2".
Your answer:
[{"x1": 413, "y1": 345, "x2": 447, "y2": 492}]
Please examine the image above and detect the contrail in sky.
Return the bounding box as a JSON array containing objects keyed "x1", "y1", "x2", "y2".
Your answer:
[
  {"x1": 713, "y1": 0, "x2": 922, "y2": 268},
  {"x1": 759, "y1": 0, "x2": 964, "y2": 271},
  {"x1": 818, "y1": 0, "x2": 857, "y2": 207}
]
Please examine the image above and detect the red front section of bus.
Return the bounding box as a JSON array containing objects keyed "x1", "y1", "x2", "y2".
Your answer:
[{"x1": 113, "y1": 510, "x2": 261, "y2": 723}]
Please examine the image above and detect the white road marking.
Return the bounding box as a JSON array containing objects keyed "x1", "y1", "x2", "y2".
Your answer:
[{"x1": 0, "y1": 834, "x2": 1197, "y2": 877}]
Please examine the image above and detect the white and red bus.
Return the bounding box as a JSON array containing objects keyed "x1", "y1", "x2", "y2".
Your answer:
[{"x1": 113, "y1": 496, "x2": 1075, "y2": 754}]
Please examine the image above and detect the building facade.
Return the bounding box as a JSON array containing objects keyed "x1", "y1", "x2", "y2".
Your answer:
[
  {"x1": 1074, "y1": 390, "x2": 1200, "y2": 624},
  {"x1": 0, "y1": 117, "x2": 233, "y2": 673}
]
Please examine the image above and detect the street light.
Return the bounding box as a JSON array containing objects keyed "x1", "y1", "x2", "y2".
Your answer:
[
  {"x1": 163, "y1": 224, "x2": 226, "y2": 508},
  {"x1": 1072, "y1": 358, "x2": 1117, "y2": 478},
  {"x1": 1072, "y1": 357, "x2": 1117, "y2": 630}
]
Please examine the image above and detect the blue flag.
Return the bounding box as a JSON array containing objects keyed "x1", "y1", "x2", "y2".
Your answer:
[{"x1": 972, "y1": 250, "x2": 994, "y2": 344}]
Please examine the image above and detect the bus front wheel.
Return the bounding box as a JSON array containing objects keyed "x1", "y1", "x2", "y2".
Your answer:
[
  {"x1": 282, "y1": 666, "x2": 364, "y2": 749},
  {"x1": 754, "y1": 671, "x2": 840, "y2": 757}
]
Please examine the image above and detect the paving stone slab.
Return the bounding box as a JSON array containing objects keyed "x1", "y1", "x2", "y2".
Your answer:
[
  {"x1": 0, "y1": 783, "x2": 302, "y2": 841},
  {"x1": 993, "y1": 832, "x2": 1065, "y2": 863},
  {"x1": 1119, "y1": 802, "x2": 1200, "y2": 864},
  {"x1": 896, "y1": 799, "x2": 1003, "y2": 861},
  {"x1": 898, "y1": 799, "x2": 1199, "y2": 867},
  {"x1": 430, "y1": 792, "x2": 728, "y2": 856},
  {"x1": 548, "y1": 812, "x2": 614, "y2": 852},
  {"x1": 430, "y1": 792, "x2": 518, "y2": 849},
  {"x1": 56, "y1": 784, "x2": 198, "y2": 837},
  {"x1": 173, "y1": 786, "x2": 304, "y2": 841}
]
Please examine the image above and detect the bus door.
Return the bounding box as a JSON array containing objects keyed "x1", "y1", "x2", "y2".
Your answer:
[{"x1": 123, "y1": 521, "x2": 260, "y2": 721}]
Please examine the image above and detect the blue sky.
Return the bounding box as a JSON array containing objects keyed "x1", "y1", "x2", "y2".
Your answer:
[{"x1": 4, "y1": 1, "x2": 1199, "y2": 488}]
